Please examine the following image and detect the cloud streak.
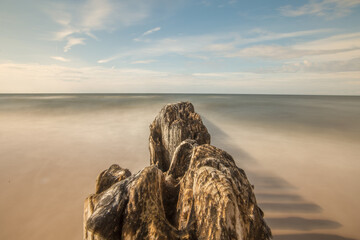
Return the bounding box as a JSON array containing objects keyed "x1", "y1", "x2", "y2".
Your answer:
[
  {"x1": 279, "y1": 58, "x2": 360, "y2": 73},
  {"x1": 143, "y1": 27, "x2": 161, "y2": 36},
  {"x1": 0, "y1": 63, "x2": 169, "y2": 93},
  {"x1": 64, "y1": 37, "x2": 86, "y2": 52},
  {"x1": 279, "y1": 0, "x2": 360, "y2": 19},
  {"x1": 228, "y1": 32, "x2": 360, "y2": 60},
  {"x1": 1, "y1": 63, "x2": 359, "y2": 95},
  {"x1": 95, "y1": 28, "x2": 360, "y2": 85},
  {"x1": 51, "y1": 56, "x2": 70, "y2": 62},
  {"x1": 80, "y1": 0, "x2": 112, "y2": 30},
  {"x1": 131, "y1": 60, "x2": 157, "y2": 64},
  {"x1": 133, "y1": 26, "x2": 161, "y2": 42},
  {"x1": 48, "y1": 0, "x2": 161, "y2": 52},
  {"x1": 98, "y1": 28, "x2": 333, "y2": 63}
]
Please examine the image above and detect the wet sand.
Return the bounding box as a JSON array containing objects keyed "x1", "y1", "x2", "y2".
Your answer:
[{"x1": 0, "y1": 94, "x2": 359, "y2": 240}]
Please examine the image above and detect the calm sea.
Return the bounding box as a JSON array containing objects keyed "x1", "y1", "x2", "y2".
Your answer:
[{"x1": 0, "y1": 94, "x2": 359, "y2": 240}]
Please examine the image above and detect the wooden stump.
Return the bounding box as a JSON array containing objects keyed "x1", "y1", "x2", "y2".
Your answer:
[{"x1": 84, "y1": 102, "x2": 272, "y2": 240}]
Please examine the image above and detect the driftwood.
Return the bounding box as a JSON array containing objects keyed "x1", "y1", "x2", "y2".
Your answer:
[{"x1": 84, "y1": 102, "x2": 272, "y2": 240}]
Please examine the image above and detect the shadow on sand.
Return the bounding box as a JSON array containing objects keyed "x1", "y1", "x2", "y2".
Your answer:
[
  {"x1": 267, "y1": 217, "x2": 341, "y2": 231},
  {"x1": 260, "y1": 202, "x2": 322, "y2": 213},
  {"x1": 202, "y1": 117, "x2": 256, "y2": 164},
  {"x1": 274, "y1": 233, "x2": 356, "y2": 240},
  {"x1": 256, "y1": 193, "x2": 303, "y2": 202},
  {"x1": 204, "y1": 119, "x2": 353, "y2": 240}
]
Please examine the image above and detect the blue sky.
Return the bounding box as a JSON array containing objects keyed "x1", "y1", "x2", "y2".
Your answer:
[{"x1": 1, "y1": 0, "x2": 360, "y2": 94}]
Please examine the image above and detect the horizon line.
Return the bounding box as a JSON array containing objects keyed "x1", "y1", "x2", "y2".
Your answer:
[{"x1": 0, "y1": 93, "x2": 359, "y2": 97}]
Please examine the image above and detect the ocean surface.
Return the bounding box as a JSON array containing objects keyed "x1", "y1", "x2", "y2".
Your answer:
[{"x1": 0, "y1": 94, "x2": 359, "y2": 240}]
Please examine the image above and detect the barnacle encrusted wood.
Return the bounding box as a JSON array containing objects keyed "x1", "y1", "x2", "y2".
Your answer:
[{"x1": 84, "y1": 102, "x2": 272, "y2": 240}]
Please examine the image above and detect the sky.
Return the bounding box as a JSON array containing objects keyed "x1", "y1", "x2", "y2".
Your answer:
[{"x1": 0, "y1": 0, "x2": 360, "y2": 94}]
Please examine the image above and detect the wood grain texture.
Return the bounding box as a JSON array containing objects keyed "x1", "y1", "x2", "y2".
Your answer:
[{"x1": 84, "y1": 102, "x2": 272, "y2": 240}]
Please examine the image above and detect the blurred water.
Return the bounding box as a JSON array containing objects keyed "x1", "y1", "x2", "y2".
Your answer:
[
  {"x1": 0, "y1": 94, "x2": 359, "y2": 240},
  {"x1": 2, "y1": 94, "x2": 359, "y2": 140}
]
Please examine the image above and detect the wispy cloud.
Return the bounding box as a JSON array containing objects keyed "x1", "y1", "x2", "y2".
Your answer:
[
  {"x1": 278, "y1": 58, "x2": 360, "y2": 73},
  {"x1": 131, "y1": 60, "x2": 156, "y2": 64},
  {"x1": 143, "y1": 27, "x2": 161, "y2": 36},
  {"x1": 80, "y1": 0, "x2": 112, "y2": 30},
  {"x1": 99, "y1": 28, "x2": 332, "y2": 63},
  {"x1": 104, "y1": 34, "x2": 224, "y2": 63},
  {"x1": 1, "y1": 62, "x2": 359, "y2": 94},
  {"x1": 54, "y1": 28, "x2": 79, "y2": 41},
  {"x1": 51, "y1": 56, "x2": 70, "y2": 62},
  {"x1": 47, "y1": 0, "x2": 160, "y2": 52},
  {"x1": 97, "y1": 56, "x2": 118, "y2": 64},
  {"x1": 233, "y1": 32, "x2": 360, "y2": 76},
  {"x1": 133, "y1": 26, "x2": 161, "y2": 42},
  {"x1": 96, "y1": 28, "x2": 360, "y2": 85},
  {"x1": 225, "y1": 45, "x2": 356, "y2": 59},
  {"x1": 228, "y1": 32, "x2": 360, "y2": 60},
  {"x1": 295, "y1": 32, "x2": 360, "y2": 51},
  {"x1": 64, "y1": 37, "x2": 86, "y2": 52},
  {"x1": 192, "y1": 72, "x2": 254, "y2": 78},
  {"x1": 191, "y1": 70, "x2": 360, "y2": 95},
  {"x1": 0, "y1": 63, "x2": 169, "y2": 93},
  {"x1": 279, "y1": 0, "x2": 360, "y2": 19},
  {"x1": 48, "y1": 0, "x2": 112, "y2": 52}
]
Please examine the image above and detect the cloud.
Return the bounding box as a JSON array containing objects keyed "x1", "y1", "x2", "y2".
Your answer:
[
  {"x1": 295, "y1": 33, "x2": 360, "y2": 51},
  {"x1": 227, "y1": 45, "x2": 299, "y2": 59},
  {"x1": 64, "y1": 37, "x2": 86, "y2": 52},
  {"x1": 99, "y1": 28, "x2": 332, "y2": 63},
  {"x1": 279, "y1": 0, "x2": 360, "y2": 19},
  {"x1": 250, "y1": 57, "x2": 360, "y2": 75},
  {"x1": 1, "y1": 62, "x2": 359, "y2": 94},
  {"x1": 191, "y1": 70, "x2": 360, "y2": 95},
  {"x1": 48, "y1": 0, "x2": 111, "y2": 52},
  {"x1": 206, "y1": 43, "x2": 234, "y2": 52},
  {"x1": 51, "y1": 56, "x2": 70, "y2": 62},
  {"x1": 54, "y1": 28, "x2": 79, "y2": 41},
  {"x1": 192, "y1": 72, "x2": 255, "y2": 78},
  {"x1": 225, "y1": 32, "x2": 360, "y2": 61},
  {"x1": 0, "y1": 63, "x2": 169, "y2": 93},
  {"x1": 143, "y1": 27, "x2": 161, "y2": 36},
  {"x1": 133, "y1": 26, "x2": 161, "y2": 42},
  {"x1": 96, "y1": 28, "x2": 360, "y2": 81},
  {"x1": 97, "y1": 56, "x2": 118, "y2": 64},
  {"x1": 131, "y1": 60, "x2": 156, "y2": 64},
  {"x1": 278, "y1": 58, "x2": 360, "y2": 73},
  {"x1": 47, "y1": 0, "x2": 162, "y2": 52},
  {"x1": 80, "y1": 0, "x2": 112, "y2": 30},
  {"x1": 226, "y1": 45, "x2": 356, "y2": 59},
  {"x1": 104, "y1": 34, "x2": 221, "y2": 63}
]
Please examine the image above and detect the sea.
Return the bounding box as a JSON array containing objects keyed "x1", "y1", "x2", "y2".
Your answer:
[{"x1": 0, "y1": 94, "x2": 359, "y2": 240}]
